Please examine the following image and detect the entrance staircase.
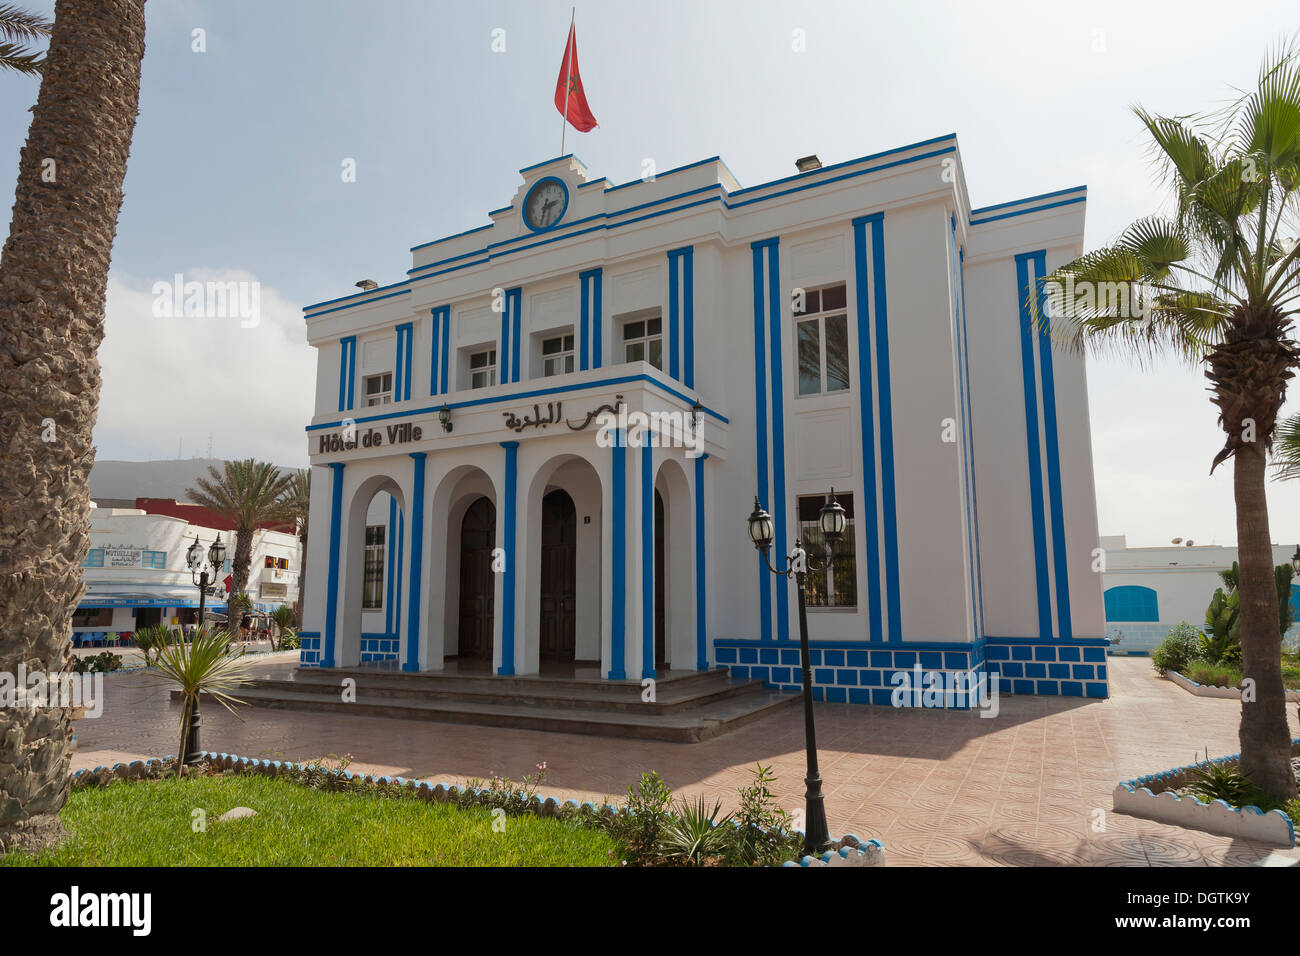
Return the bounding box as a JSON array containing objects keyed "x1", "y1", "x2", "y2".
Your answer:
[{"x1": 217, "y1": 665, "x2": 798, "y2": 743}]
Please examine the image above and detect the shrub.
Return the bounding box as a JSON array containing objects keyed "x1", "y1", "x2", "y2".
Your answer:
[
  {"x1": 1187, "y1": 664, "x2": 1240, "y2": 688},
  {"x1": 611, "y1": 770, "x2": 674, "y2": 865},
  {"x1": 726, "y1": 763, "x2": 802, "y2": 866},
  {"x1": 1185, "y1": 762, "x2": 1282, "y2": 811},
  {"x1": 660, "y1": 796, "x2": 731, "y2": 866},
  {"x1": 1151, "y1": 622, "x2": 1202, "y2": 675},
  {"x1": 71, "y1": 652, "x2": 123, "y2": 674}
]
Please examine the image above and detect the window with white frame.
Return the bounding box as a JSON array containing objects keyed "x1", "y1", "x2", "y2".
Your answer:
[
  {"x1": 364, "y1": 372, "x2": 393, "y2": 406},
  {"x1": 363, "y1": 525, "x2": 385, "y2": 610},
  {"x1": 794, "y1": 283, "x2": 850, "y2": 396},
  {"x1": 469, "y1": 348, "x2": 497, "y2": 389},
  {"x1": 541, "y1": 333, "x2": 575, "y2": 377},
  {"x1": 142, "y1": 550, "x2": 166, "y2": 570},
  {"x1": 622, "y1": 314, "x2": 663, "y2": 370},
  {"x1": 797, "y1": 492, "x2": 857, "y2": 608}
]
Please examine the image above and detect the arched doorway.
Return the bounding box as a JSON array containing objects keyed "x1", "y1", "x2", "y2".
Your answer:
[
  {"x1": 458, "y1": 496, "x2": 496, "y2": 661},
  {"x1": 539, "y1": 489, "x2": 577, "y2": 664}
]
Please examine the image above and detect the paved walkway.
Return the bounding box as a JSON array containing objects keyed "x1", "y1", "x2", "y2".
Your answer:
[{"x1": 71, "y1": 654, "x2": 1300, "y2": 865}]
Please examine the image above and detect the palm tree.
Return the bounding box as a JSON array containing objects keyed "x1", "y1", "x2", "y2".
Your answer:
[
  {"x1": 0, "y1": 3, "x2": 51, "y2": 76},
  {"x1": 1270, "y1": 411, "x2": 1300, "y2": 480},
  {"x1": 1039, "y1": 41, "x2": 1300, "y2": 800},
  {"x1": 279, "y1": 468, "x2": 311, "y2": 626},
  {"x1": 0, "y1": 0, "x2": 147, "y2": 854},
  {"x1": 185, "y1": 459, "x2": 292, "y2": 616}
]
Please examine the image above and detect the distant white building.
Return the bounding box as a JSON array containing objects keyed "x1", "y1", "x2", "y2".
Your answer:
[
  {"x1": 74, "y1": 503, "x2": 302, "y2": 640},
  {"x1": 1099, "y1": 534, "x2": 1300, "y2": 655}
]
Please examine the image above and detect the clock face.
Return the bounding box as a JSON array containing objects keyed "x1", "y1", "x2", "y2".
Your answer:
[{"x1": 525, "y1": 179, "x2": 567, "y2": 230}]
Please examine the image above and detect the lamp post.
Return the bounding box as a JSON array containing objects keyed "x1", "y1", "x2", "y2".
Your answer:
[
  {"x1": 185, "y1": 533, "x2": 228, "y2": 629},
  {"x1": 747, "y1": 489, "x2": 847, "y2": 857},
  {"x1": 1291, "y1": 545, "x2": 1300, "y2": 578},
  {"x1": 181, "y1": 534, "x2": 227, "y2": 766}
]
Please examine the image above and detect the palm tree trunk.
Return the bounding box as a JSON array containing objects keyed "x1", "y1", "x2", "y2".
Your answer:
[
  {"x1": 0, "y1": 0, "x2": 147, "y2": 853},
  {"x1": 1234, "y1": 442, "x2": 1298, "y2": 799},
  {"x1": 231, "y1": 526, "x2": 253, "y2": 610}
]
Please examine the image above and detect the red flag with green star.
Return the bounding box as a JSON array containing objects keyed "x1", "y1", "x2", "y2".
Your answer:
[{"x1": 554, "y1": 22, "x2": 597, "y2": 133}]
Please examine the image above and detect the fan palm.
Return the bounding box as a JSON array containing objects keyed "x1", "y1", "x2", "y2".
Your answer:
[
  {"x1": 1270, "y1": 411, "x2": 1300, "y2": 479},
  {"x1": 144, "y1": 626, "x2": 253, "y2": 773},
  {"x1": 185, "y1": 459, "x2": 292, "y2": 614},
  {"x1": 0, "y1": 3, "x2": 51, "y2": 75},
  {"x1": 279, "y1": 468, "x2": 311, "y2": 625},
  {"x1": 1038, "y1": 41, "x2": 1300, "y2": 799},
  {"x1": 0, "y1": 0, "x2": 147, "y2": 854}
]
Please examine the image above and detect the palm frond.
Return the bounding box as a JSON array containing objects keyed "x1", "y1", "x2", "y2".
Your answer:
[{"x1": 1271, "y1": 411, "x2": 1300, "y2": 481}]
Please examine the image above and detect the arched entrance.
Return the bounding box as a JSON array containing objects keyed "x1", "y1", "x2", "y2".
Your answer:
[
  {"x1": 457, "y1": 496, "x2": 496, "y2": 662},
  {"x1": 539, "y1": 489, "x2": 577, "y2": 664}
]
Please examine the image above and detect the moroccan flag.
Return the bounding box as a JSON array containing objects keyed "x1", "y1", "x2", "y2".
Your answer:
[{"x1": 554, "y1": 22, "x2": 597, "y2": 132}]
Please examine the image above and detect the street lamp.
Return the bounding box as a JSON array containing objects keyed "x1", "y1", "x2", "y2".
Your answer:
[
  {"x1": 1291, "y1": 545, "x2": 1300, "y2": 577},
  {"x1": 182, "y1": 533, "x2": 226, "y2": 767},
  {"x1": 746, "y1": 489, "x2": 847, "y2": 857},
  {"x1": 185, "y1": 533, "x2": 227, "y2": 629}
]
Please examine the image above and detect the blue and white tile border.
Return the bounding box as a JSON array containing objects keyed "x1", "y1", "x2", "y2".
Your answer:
[
  {"x1": 782, "y1": 835, "x2": 886, "y2": 867},
  {"x1": 1165, "y1": 669, "x2": 1300, "y2": 702},
  {"x1": 1111, "y1": 738, "x2": 1300, "y2": 848}
]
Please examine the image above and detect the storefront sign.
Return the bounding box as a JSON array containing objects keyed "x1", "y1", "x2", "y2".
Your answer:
[
  {"x1": 104, "y1": 547, "x2": 141, "y2": 568},
  {"x1": 317, "y1": 421, "x2": 423, "y2": 454}
]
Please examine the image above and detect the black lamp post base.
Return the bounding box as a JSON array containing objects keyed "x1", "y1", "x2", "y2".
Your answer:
[{"x1": 802, "y1": 775, "x2": 834, "y2": 856}]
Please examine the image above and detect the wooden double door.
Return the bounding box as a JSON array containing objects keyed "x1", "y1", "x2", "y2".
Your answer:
[
  {"x1": 539, "y1": 490, "x2": 576, "y2": 663},
  {"x1": 457, "y1": 497, "x2": 495, "y2": 660},
  {"x1": 456, "y1": 491, "x2": 579, "y2": 665}
]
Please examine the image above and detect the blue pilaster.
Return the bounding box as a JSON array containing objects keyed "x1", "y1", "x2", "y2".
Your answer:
[
  {"x1": 499, "y1": 441, "x2": 518, "y2": 674},
  {"x1": 404, "y1": 453, "x2": 426, "y2": 671},
  {"x1": 323, "y1": 462, "x2": 345, "y2": 667}
]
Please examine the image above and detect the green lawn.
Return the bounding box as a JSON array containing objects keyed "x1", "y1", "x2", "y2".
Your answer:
[{"x1": 1, "y1": 775, "x2": 619, "y2": 867}]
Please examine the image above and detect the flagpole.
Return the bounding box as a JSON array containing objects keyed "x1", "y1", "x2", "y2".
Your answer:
[{"x1": 560, "y1": 7, "x2": 575, "y2": 156}]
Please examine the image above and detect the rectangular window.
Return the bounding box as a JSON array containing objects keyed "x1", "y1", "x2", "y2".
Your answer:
[
  {"x1": 470, "y1": 348, "x2": 497, "y2": 389},
  {"x1": 541, "y1": 333, "x2": 575, "y2": 377},
  {"x1": 142, "y1": 550, "x2": 166, "y2": 570},
  {"x1": 623, "y1": 315, "x2": 663, "y2": 370},
  {"x1": 363, "y1": 525, "x2": 385, "y2": 610},
  {"x1": 797, "y1": 493, "x2": 857, "y2": 608},
  {"x1": 81, "y1": 549, "x2": 105, "y2": 568},
  {"x1": 365, "y1": 372, "x2": 393, "y2": 407},
  {"x1": 72, "y1": 607, "x2": 114, "y2": 628},
  {"x1": 794, "y1": 282, "x2": 850, "y2": 396}
]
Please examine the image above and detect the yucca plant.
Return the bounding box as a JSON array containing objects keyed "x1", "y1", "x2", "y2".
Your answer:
[
  {"x1": 660, "y1": 796, "x2": 731, "y2": 866},
  {"x1": 131, "y1": 624, "x2": 173, "y2": 667},
  {"x1": 143, "y1": 626, "x2": 253, "y2": 773},
  {"x1": 1038, "y1": 40, "x2": 1300, "y2": 800}
]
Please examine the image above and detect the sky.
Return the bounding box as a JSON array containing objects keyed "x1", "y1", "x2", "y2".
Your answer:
[{"x1": 1, "y1": 0, "x2": 1298, "y2": 548}]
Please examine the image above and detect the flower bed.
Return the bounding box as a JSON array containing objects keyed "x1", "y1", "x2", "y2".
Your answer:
[
  {"x1": 1165, "y1": 669, "x2": 1300, "y2": 701},
  {"x1": 1111, "y1": 740, "x2": 1300, "y2": 847}
]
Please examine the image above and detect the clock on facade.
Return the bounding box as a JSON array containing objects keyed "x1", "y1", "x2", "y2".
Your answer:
[{"x1": 524, "y1": 177, "x2": 568, "y2": 230}]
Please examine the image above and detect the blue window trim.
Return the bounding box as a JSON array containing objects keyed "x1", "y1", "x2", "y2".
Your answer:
[{"x1": 82, "y1": 548, "x2": 105, "y2": 568}]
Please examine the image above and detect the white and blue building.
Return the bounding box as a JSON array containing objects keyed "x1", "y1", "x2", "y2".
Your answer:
[{"x1": 297, "y1": 134, "x2": 1110, "y2": 702}]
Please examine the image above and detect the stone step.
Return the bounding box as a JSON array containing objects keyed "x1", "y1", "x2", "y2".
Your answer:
[
  {"x1": 178, "y1": 683, "x2": 799, "y2": 743},
  {"x1": 246, "y1": 670, "x2": 757, "y2": 714},
  {"x1": 292, "y1": 664, "x2": 732, "y2": 700}
]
